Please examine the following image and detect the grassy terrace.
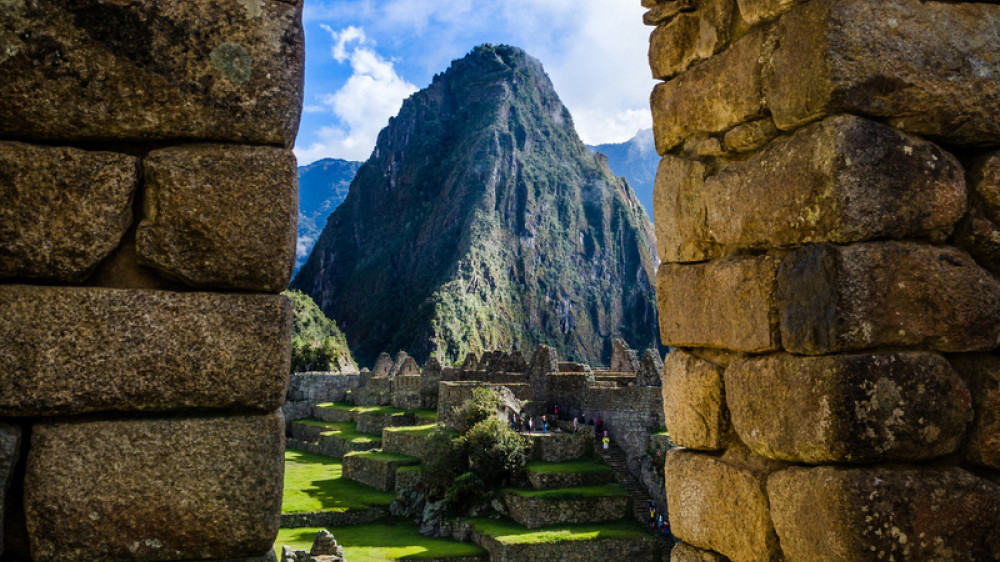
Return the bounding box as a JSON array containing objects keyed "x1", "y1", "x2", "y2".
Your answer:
[
  {"x1": 283, "y1": 449, "x2": 394, "y2": 513},
  {"x1": 294, "y1": 420, "x2": 382, "y2": 444},
  {"x1": 316, "y1": 401, "x2": 438, "y2": 422},
  {"x1": 382, "y1": 423, "x2": 452, "y2": 437},
  {"x1": 526, "y1": 456, "x2": 613, "y2": 475},
  {"x1": 344, "y1": 450, "x2": 421, "y2": 463},
  {"x1": 504, "y1": 482, "x2": 627, "y2": 500},
  {"x1": 466, "y1": 517, "x2": 650, "y2": 545},
  {"x1": 276, "y1": 522, "x2": 487, "y2": 561}
]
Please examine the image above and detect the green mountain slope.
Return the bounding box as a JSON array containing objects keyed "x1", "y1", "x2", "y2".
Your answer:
[
  {"x1": 296, "y1": 158, "x2": 362, "y2": 272},
  {"x1": 588, "y1": 128, "x2": 658, "y2": 222},
  {"x1": 292, "y1": 45, "x2": 660, "y2": 367},
  {"x1": 284, "y1": 289, "x2": 357, "y2": 373}
]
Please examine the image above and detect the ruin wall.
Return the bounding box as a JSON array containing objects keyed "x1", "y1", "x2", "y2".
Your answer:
[
  {"x1": 0, "y1": 1, "x2": 303, "y2": 560},
  {"x1": 646, "y1": 0, "x2": 1000, "y2": 558}
]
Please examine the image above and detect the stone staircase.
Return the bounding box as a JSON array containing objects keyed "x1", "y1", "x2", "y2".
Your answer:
[{"x1": 597, "y1": 435, "x2": 675, "y2": 547}]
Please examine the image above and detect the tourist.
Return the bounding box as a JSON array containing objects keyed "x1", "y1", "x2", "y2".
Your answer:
[
  {"x1": 596, "y1": 417, "x2": 603, "y2": 434},
  {"x1": 542, "y1": 415, "x2": 548, "y2": 433},
  {"x1": 602, "y1": 433, "x2": 610, "y2": 450},
  {"x1": 572, "y1": 416, "x2": 579, "y2": 433},
  {"x1": 554, "y1": 404, "x2": 559, "y2": 419},
  {"x1": 528, "y1": 417, "x2": 534, "y2": 433}
]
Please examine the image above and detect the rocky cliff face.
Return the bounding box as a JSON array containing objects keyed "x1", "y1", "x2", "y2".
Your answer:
[
  {"x1": 293, "y1": 45, "x2": 660, "y2": 367},
  {"x1": 588, "y1": 129, "x2": 659, "y2": 222},
  {"x1": 296, "y1": 158, "x2": 362, "y2": 272}
]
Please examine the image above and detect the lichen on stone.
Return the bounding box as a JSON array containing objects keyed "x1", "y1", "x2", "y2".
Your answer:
[{"x1": 210, "y1": 42, "x2": 253, "y2": 83}]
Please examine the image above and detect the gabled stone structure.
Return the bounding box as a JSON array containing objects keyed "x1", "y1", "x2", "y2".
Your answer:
[{"x1": 647, "y1": 0, "x2": 1000, "y2": 558}]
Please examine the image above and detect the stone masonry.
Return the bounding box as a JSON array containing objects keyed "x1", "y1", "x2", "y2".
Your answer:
[
  {"x1": 0, "y1": 1, "x2": 302, "y2": 560},
  {"x1": 647, "y1": 0, "x2": 1000, "y2": 560}
]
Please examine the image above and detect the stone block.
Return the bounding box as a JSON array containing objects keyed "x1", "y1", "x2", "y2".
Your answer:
[
  {"x1": 778, "y1": 242, "x2": 1000, "y2": 354},
  {"x1": 970, "y1": 152, "x2": 1000, "y2": 225},
  {"x1": 0, "y1": 0, "x2": 303, "y2": 146},
  {"x1": 0, "y1": 422, "x2": 21, "y2": 558},
  {"x1": 648, "y1": 0, "x2": 735, "y2": 79},
  {"x1": 768, "y1": 466, "x2": 1000, "y2": 561},
  {"x1": 736, "y1": 0, "x2": 806, "y2": 24},
  {"x1": 644, "y1": 0, "x2": 696, "y2": 26},
  {"x1": 342, "y1": 452, "x2": 419, "y2": 492},
  {"x1": 722, "y1": 117, "x2": 778, "y2": 153},
  {"x1": 665, "y1": 450, "x2": 780, "y2": 562},
  {"x1": 0, "y1": 285, "x2": 290, "y2": 416},
  {"x1": 705, "y1": 115, "x2": 965, "y2": 251},
  {"x1": 726, "y1": 352, "x2": 972, "y2": 463},
  {"x1": 657, "y1": 256, "x2": 781, "y2": 352},
  {"x1": 653, "y1": 155, "x2": 718, "y2": 263},
  {"x1": 662, "y1": 350, "x2": 728, "y2": 450},
  {"x1": 136, "y1": 145, "x2": 297, "y2": 292},
  {"x1": 0, "y1": 142, "x2": 138, "y2": 282},
  {"x1": 767, "y1": 0, "x2": 1000, "y2": 145},
  {"x1": 949, "y1": 354, "x2": 1000, "y2": 470},
  {"x1": 24, "y1": 413, "x2": 285, "y2": 562},
  {"x1": 954, "y1": 210, "x2": 1000, "y2": 278},
  {"x1": 671, "y1": 542, "x2": 728, "y2": 562},
  {"x1": 651, "y1": 27, "x2": 765, "y2": 153}
]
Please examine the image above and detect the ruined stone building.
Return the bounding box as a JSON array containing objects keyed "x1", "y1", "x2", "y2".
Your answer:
[
  {"x1": 1, "y1": 1, "x2": 303, "y2": 560},
  {"x1": 648, "y1": 0, "x2": 1000, "y2": 559}
]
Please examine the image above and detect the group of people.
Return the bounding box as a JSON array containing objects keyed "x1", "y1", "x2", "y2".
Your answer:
[
  {"x1": 509, "y1": 413, "x2": 550, "y2": 433},
  {"x1": 649, "y1": 500, "x2": 672, "y2": 538}
]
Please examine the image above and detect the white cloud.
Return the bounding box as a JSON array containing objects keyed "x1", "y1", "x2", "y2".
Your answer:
[{"x1": 295, "y1": 26, "x2": 418, "y2": 163}]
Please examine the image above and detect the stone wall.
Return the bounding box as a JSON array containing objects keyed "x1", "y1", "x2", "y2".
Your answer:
[
  {"x1": 647, "y1": 0, "x2": 1000, "y2": 559},
  {"x1": 0, "y1": 2, "x2": 302, "y2": 560},
  {"x1": 501, "y1": 492, "x2": 630, "y2": 529},
  {"x1": 465, "y1": 526, "x2": 660, "y2": 562},
  {"x1": 283, "y1": 373, "x2": 361, "y2": 422}
]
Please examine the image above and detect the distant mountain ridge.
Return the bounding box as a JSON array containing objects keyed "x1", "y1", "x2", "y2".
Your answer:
[
  {"x1": 588, "y1": 129, "x2": 658, "y2": 222},
  {"x1": 295, "y1": 158, "x2": 362, "y2": 272},
  {"x1": 292, "y1": 45, "x2": 660, "y2": 367}
]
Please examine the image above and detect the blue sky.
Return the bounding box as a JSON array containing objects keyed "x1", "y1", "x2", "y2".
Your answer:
[{"x1": 294, "y1": 0, "x2": 655, "y2": 165}]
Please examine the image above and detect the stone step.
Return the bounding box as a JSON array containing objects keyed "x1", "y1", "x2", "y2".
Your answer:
[
  {"x1": 287, "y1": 420, "x2": 381, "y2": 458},
  {"x1": 342, "y1": 450, "x2": 420, "y2": 492}
]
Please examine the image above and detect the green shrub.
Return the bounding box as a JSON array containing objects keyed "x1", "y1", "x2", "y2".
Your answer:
[
  {"x1": 421, "y1": 426, "x2": 467, "y2": 488},
  {"x1": 444, "y1": 471, "x2": 487, "y2": 509},
  {"x1": 459, "y1": 417, "x2": 529, "y2": 487},
  {"x1": 451, "y1": 387, "x2": 503, "y2": 433}
]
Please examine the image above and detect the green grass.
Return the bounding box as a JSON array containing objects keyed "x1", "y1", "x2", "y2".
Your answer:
[
  {"x1": 316, "y1": 402, "x2": 437, "y2": 421},
  {"x1": 275, "y1": 522, "x2": 487, "y2": 561},
  {"x1": 382, "y1": 423, "x2": 449, "y2": 438},
  {"x1": 293, "y1": 420, "x2": 382, "y2": 444},
  {"x1": 504, "y1": 482, "x2": 627, "y2": 500},
  {"x1": 282, "y1": 449, "x2": 395, "y2": 513},
  {"x1": 345, "y1": 450, "x2": 421, "y2": 464},
  {"x1": 397, "y1": 465, "x2": 422, "y2": 474},
  {"x1": 465, "y1": 517, "x2": 651, "y2": 545},
  {"x1": 525, "y1": 456, "x2": 613, "y2": 475}
]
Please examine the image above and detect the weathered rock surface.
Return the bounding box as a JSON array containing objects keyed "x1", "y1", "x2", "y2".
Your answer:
[
  {"x1": 671, "y1": 542, "x2": 728, "y2": 562},
  {"x1": 726, "y1": 352, "x2": 972, "y2": 463},
  {"x1": 705, "y1": 115, "x2": 965, "y2": 251},
  {"x1": 648, "y1": 0, "x2": 734, "y2": 79},
  {"x1": 954, "y1": 210, "x2": 1000, "y2": 279},
  {"x1": 636, "y1": 348, "x2": 664, "y2": 387},
  {"x1": 767, "y1": 0, "x2": 1000, "y2": 145},
  {"x1": 768, "y1": 465, "x2": 1000, "y2": 561},
  {"x1": 970, "y1": 152, "x2": 1000, "y2": 225},
  {"x1": 0, "y1": 285, "x2": 291, "y2": 416},
  {"x1": 0, "y1": 0, "x2": 303, "y2": 146},
  {"x1": 644, "y1": 0, "x2": 696, "y2": 26},
  {"x1": 662, "y1": 351, "x2": 728, "y2": 450},
  {"x1": 24, "y1": 413, "x2": 285, "y2": 562},
  {"x1": 0, "y1": 422, "x2": 21, "y2": 558},
  {"x1": 665, "y1": 450, "x2": 780, "y2": 562},
  {"x1": 652, "y1": 27, "x2": 765, "y2": 153},
  {"x1": 137, "y1": 145, "x2": 297, "y2": 292},
  {"x1": 658, "y1": 256, "x2": 781, "y2": 352},
  {"x1": 654, "y1": 155, "x2": 718, "y2": 263},
  {"x1": 722, "y1": 118, "x2": 779, "y2": 153},
  {"x1": 949, "y1": 354, "x2": 1000, "y2": 470},
  {"x1": 736, "y1": 0, "x2": 806, "y2": 24},
  {"x1": 0, "y1": 142, "x2": 138, "y2": 282},
  {"x1": 778, "y1": 242, "x2": 1000, "y2": 354}
]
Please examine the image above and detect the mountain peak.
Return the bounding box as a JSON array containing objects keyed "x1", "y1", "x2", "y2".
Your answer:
[{"x1": 293, "y1": 46, "x2": 659, "y2": 367}]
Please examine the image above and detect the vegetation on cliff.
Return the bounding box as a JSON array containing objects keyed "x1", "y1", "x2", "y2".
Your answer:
[
  {"x1": 296, "y1": 158, "x2": 361, "y2": 272},
  {"x1": 284, "y1": 289, "x2": 356, "y2": 373},
  {"x1": 293, "y1": 44, "x2": 660, "y2": 366}
]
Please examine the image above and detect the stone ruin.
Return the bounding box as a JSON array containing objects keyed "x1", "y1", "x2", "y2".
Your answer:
[
  {"x1": 647, "y1": 0, "x2": 1000, "y2": 559},
  {"x1": 285, "y1": 340, "x2": 669, "y2": 504},
  {"x1": 280, "y1": 529, "x2": 346, "y2": 562},
  {"x1": 0, "y1": 1, "x2": 302, "y2": 560}
]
